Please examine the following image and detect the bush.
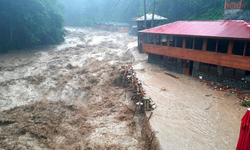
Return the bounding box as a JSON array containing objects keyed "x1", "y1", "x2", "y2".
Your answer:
[{"x1": 241, "y1": 101, "x2": 250, "y2": 107}]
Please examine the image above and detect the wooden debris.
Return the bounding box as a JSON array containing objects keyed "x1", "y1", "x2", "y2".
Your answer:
[
  {"x1": 147, "y1": 112, "x2": 153, "y2": 121},
  {"x1": 165, "y1": 72, "x2": 179, "y2": 79},
  {"x1": 133, "y1": 69, "x2": 145, "y2": 71},
  {"x1": 202, "y1": 79, "x2": 250, "y2": 106}
]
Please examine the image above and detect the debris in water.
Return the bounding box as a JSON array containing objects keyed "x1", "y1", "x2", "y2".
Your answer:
[
  {"x1": 165, "y1": 72, "x2": 179, "y2": 79},
  {"x1": 147, "y1": 112, "x2": 153, "y2": 121}
]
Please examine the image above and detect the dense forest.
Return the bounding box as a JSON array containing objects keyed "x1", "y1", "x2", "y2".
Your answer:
[
  {"x1": 0, "y1": 0, "x2": 250, "y2": 52},
  {"x1": 0, "y1": 0, "x2": 65, "y2": 52}
]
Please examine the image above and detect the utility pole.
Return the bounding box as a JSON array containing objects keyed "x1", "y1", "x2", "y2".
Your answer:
[
  {"x1": 144, "y1": 0, "x2": 147, "y2": 29},
  {"x1": 151, "y1": 0, "x2": 155, "y2": 28}
]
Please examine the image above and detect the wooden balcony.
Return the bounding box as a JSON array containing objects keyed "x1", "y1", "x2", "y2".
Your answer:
[{"x1": 143, "y1": 43, "x2": 250, "y2": 71}]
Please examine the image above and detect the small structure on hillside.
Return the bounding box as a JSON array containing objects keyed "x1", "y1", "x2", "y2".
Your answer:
[
  {"x1": 139, "y1": 20, "x2": 250, "y2": 89},
  {"x1": 135, "y1": 14, "x2": 168, "y2": 53},
  {"x1": 115, "y1": 23, "x2": 130, "y2": 33},
  {"x1": 95, "y1": 22, "x2": 102, "y2": 29},
  {"x1": 223, "y1": 0, "x2": 250, "y2": 21},
  {"x1": 135, "y1": 14, "x2": 168, "y2": 31},
  {"x1": 95, "y1": 22, "x2": 130, "y2": 33}
]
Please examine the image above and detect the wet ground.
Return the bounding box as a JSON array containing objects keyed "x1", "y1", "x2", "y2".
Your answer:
[
  {"x1": 0, "y1": 27, "x2": 248, "y2": 150},
  {"x1": 133, "y1": 62, "x2": 248, "y2": 150}
]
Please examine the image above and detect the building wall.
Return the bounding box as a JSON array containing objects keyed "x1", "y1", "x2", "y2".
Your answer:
[
  {"x1": 192, "y1": 61, "x2": 250, "y2": 89},
  {"x1": 118, "y1": 26, "x2": 129, "y2": 33}
]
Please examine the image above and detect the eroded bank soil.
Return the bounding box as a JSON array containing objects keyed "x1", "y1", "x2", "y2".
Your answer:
[{"x1": 0, "y1": 28, "x2": 147, "y2": 149}]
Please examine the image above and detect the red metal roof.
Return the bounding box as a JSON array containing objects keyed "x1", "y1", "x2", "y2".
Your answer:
[{"x1": 139, "y1": 20, "x2": 250, "y2": 39}]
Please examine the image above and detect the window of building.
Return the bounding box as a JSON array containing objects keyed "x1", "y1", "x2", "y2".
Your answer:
[
  {"x1": 245, "y1": 42, "x2": 250, "y2": 56},
  {"x1": 194, "y1": 38, "x2": 203, "y2": 50},
  {"x1": 150, "y1": 34, "x2": 155, "y2": 44},
  {"x1": 176, "y1": 37, "x2": 183, "y2": 48},
  {"x1": 206, "y1": 39, "x2": 217, "y2": 52},
  {"x1": 166, "y1": 57, "x2": 177, "y2": 66},
  {"x1": 232, "y1": 41, "x2": 245, "y2": 56},
  {"x1": 223, "y1": 67, "x2": 234, "y2": 78},
  {"x1": 235, "y1": 69, "x2": 245, "y2": 79},
  {"x1": 199, "y1": 63, "x2": 217, "y2": 74},
  {"x1": 169, "y1": 36, "x2": 175, "y2": 47},
  {"x1": 185, "y1": 37, "x2": 194, "y2": 49},
  {"x1": 209, "y1": 65, "x2": 217, "y2": 74},
  {"x1": 156, "y1": 35, "x2": 161, "y2": 45},
  {"x1": 144, "y1": 34, "x2": 150, "y2": 44},
  {"x1": 199, "y1": 63, "x2": 209, "y2": 72},
  {"x1": 217, "y1": 40, "x2": 229, "y2": 53},
  {"x1": 223, "y1": 67, "x2": 245, "y2": 80},
  {"x1": 121, "y1": 27, "x2": 124, "y2": 29},
  {"x1": 159, "y1": 55, "x2": 164, "y2": 60},
  {"x1": 162, "y1": 35, "x2": 168, "y2": 46}
]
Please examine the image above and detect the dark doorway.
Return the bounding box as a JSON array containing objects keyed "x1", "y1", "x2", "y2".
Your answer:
[{"x1": 189, "y1": 61, "x2": 194, "y2": 76}]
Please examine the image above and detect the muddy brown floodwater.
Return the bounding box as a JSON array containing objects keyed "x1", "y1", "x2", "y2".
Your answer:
[
  {"x1": 0, "y1": 27, "x2": 248, "y2": 150},
  {"x1": 0, "y1": 27, "x2": 147, "y2": 149},
  {"x1": 132, "y1": 62, "x2": 248, "y2": 149}
]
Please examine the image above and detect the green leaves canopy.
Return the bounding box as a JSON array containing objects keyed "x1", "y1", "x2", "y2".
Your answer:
[{"x1": 0, "y1": 0, "x2": 65, "y2": 52}]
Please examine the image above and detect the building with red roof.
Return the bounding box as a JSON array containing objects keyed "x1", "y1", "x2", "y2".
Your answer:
[{"x1": 139, "y1": 20, "x2": 250, "y2": 89}]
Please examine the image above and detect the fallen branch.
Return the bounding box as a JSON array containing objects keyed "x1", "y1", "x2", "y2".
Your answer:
[
  {"x1": 147, "y1": 112, "x2": 153, "y2": 121},
  {"x1": 165, "y1": 72, "x2": 179, "y2": 79}
]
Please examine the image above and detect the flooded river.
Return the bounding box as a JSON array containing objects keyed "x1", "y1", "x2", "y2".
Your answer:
[{"x1": 0, "y1": 27, "x2": 247, "y2": 149}]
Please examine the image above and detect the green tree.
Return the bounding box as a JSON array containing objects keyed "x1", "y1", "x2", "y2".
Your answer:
[{"x1": 0, "y1": 0, "x2": 65, "y2": 53}]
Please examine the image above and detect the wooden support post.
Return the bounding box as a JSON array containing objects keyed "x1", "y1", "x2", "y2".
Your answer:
[
  {"x1": 154, "y1": 34, "x2": 156, "y2": 45},
  {"x1": 243, "y1": 42, "x2": 247, "y2": 56},
  {"x1": 192, "y1": 37, "x2": 195, "y2": 50},
  {"x1": 167, "y1": 36, "x2": 170, "y2": 47},
  {"x1": 228, "y1": 40, "x2": 233, "y2": 55},
  {"x1": 203, "y1": 39, "x2": 207, "y2": 51},
  {"x1": 215, "y1": 40, "x2": 218, "y2": 52},
  {"x1": 183, "y1": 37, "x2": 186, "y2": 49},
  {"x1": 143, "y1": 34, "x2": 145, "y2": 44},
  {"x1": 174, "y1": 37, "x2": 177, "y2": 47},
  {"x1": 240, "y1": 0, "x2": 242, "y2": 8}
]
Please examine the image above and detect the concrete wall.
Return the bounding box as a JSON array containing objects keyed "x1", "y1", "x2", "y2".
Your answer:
[
  {"x1": 223, "y1": 9, "x2": 250, "y2": 21},
  {"x1": 148, "y1": 53, "x2": 250, "y2": 89},
  {"x1": 192, "y1": 61, "x2": 250, "y2": 89}
]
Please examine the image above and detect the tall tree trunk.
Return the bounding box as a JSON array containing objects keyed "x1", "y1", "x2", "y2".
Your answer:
[
  {"x1": 151, "y1": 0, "x2": 155, "y2": 28},
  {"x1": 144, "y1": 0, "x2": 147, "y2": 29}
]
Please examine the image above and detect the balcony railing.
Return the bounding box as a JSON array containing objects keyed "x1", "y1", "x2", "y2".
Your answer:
[{"x1": 225, "y1": 2, "x2": 246, "y2": 9}]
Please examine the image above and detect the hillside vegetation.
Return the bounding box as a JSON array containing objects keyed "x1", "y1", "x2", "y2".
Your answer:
[{"x1": 0, "y1": 0, "x2": 65, "y2": 52}]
